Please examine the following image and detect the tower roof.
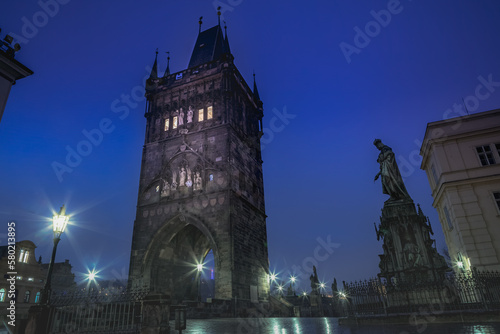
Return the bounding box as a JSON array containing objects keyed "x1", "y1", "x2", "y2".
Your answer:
[
  {"x1": 149, "y1": 50, "x2": 158, "y2": 80},
  {"x1": 253, "y1": 73, "x2": 261, "y2": 101},
  {"x1": 188, "y1": 25, "x2": 228, "y2": 69}
]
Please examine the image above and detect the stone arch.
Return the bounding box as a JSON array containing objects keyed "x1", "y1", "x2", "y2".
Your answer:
[{"x1": 141, "y1": 213, "x2": 219, "y2": 301}]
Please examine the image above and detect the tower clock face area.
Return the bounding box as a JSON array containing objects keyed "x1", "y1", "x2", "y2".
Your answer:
[{"x1": 128, "y1": 24, "x2": 269, "y2": 307}]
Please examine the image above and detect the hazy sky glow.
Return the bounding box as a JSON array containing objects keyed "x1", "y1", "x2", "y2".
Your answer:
[{"x1": 1, "y1": 0, "x2": 500, "y2": 292}]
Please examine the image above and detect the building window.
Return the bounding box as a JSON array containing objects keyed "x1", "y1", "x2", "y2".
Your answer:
[
  {"x1": 0, "y1": 288, "x2": 5, "y2": 302},
  {"x1": 24, "y1": 291, "x2": 30, "y2": 303},
  {"x1": 173, "y1": 116, "x2": 178, "y2": 129},
  {"x1": 444, "y1": 206, "x2": 453, "y2": 230},
  {"x1": 431, "y1": 164, "x2": 438, "y2": 184},
  {"x1": 476, "y1": 145, "x2": 495, "y2": 166},
  {"x1": 207, "y1": 106, "x2": 213, "y2": 120},
  {"x1": 35, "y1": 292, "x2": 40, "y2": 303},
  {"x1": 209, "y1": 174, "x2": 214, "y2": 181},
  {"x1": 493, "y1": 192, "x2": 500, "y2": 212},
  {"x1": 28, "y1": 277, "x2": 34, "y2": 282},
  {"x1": 16, "y1": 276, "x2": 22, "y2": 280},
  {"x1": 18, "y1": 249, "x2": 29, "y2": 263},
  {"x1": 164, "y1": 119, "x2": 169, "y2": 131},
  {"x1": 198, "y1": 109, "x2": 204, "y2": 122}
]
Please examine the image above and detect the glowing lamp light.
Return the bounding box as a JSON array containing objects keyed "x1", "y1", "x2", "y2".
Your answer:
[
  {"x1": 302, "y1": 292, "x2": 307, "y2": 296},
  {"x1": 197, "y1": 263, "x2": 203, "y2": 272},
  {"x1": 290, "y1": 276, "x2": 296, "y2": 283},
  {"x1": 270, "y1": 273, "x2": 277, "y2": 282},
  {"x1": 52, "y1": 205, "x2": 69, "y2": 238},
  {"x1": 277, "y1": 285, "x2": 283, "y2": 291},
  {"x1": 320, "y1": 282, "x2": 326, "y2": 289},
  {"x1": 86, "y1": 268, "x2": 98, "y2": 282},
  {"x1": 457, "y1": 261, "x2": 464, "y2": 269}
]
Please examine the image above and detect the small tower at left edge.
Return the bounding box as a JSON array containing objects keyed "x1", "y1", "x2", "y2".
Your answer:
[{"x1": 128, "y1": 15, "x2": 270, "y2": 312}]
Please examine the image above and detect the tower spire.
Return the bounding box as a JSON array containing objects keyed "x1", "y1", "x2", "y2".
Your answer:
[
  {"x1": 224, "y1": 21, "x2": 231, "y2": 54},
  {"x1": 199, "y1": 16, "x2": 203, "y2": 33},
  {"x1": 217, "y1": 6, "x2": 221, "y2": 26},
  {"x1": 253, "y1": 72, "x2": 261, "y2": 101},
  {"x1": 164, "y1": 51, "x2": 170, "y2": 76},
  {"x1": 149, "y1": 49, "x2": 158, "y2": 80}
]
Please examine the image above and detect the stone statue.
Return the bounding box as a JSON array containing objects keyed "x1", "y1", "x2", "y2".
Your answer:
[
  {"x1": 187, "y1": 106, "x2": 193, "y2": 123},
  {"x1": 171, "y1": 170, "x2": 178, "y2": 190},
  {"x1": 373, "y1": 139, "x2": 410, "y2": 201},
  {"x1": 161, "y1": 179, "x2": 170, "y2": 197},
  {"x1": 194, "y1": 171, "x2": 202, "y2": 190},
  {"x1": 332, "y1": 278, "x2": 338, "y2": 293},
  {"x1": 178, "y1": 109, "x2": 184, "y2": 126},
  {"x1": 310, "y1": 266, "x2": 320, "y2": 293},
  {"x1": 179, "y1": 167, "x2": 187, "y2": 186},
  {"x1": 186, "y1": 167, "x2": 193, "y2": 187}
]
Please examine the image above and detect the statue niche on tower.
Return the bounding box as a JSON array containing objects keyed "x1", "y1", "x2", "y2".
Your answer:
[{"x1": 373, "y1": 139, "x2": 410, "y2": 202}]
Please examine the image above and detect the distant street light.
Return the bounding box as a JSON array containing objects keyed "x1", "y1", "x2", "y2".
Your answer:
[
  {"x1": 277, "y1": 284, "x2": 283, "y2": 296},
  {"x1": 85, "y1": 268, "x2": 99, "y2": 295},
  {"x1": 290, "y1": 275, "x2": 296, "y2": 295},
  {"x1": 40, "y1": 205, "x2": 69, "y2": 304}
]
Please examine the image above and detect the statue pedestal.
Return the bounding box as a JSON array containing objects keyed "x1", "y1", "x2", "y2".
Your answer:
[
  {"x1": 376, "y1": 199, "x2": 448, "y2": 283},
  {"x1": 141, "y1": 293, "x2": 171, "y2": 334}
]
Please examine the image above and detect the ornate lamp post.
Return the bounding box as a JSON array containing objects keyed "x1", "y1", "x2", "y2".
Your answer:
[{"x1": 40, "y1": 205, "x2": 69, "y2": 304}]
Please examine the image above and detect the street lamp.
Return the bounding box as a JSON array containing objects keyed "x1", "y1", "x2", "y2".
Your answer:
[
  {"x1": 40, "y1": 205, "x2": 69, "y2": 304},
  {"x1": 196, "y1": 262, "x2": 203, "y2": 301},
  {"x1": 290, "y1": 275, "x2": 296, "y2": 295},
  {"x1": 85, "y1": 268, "x2": 99, "y2": 295}
]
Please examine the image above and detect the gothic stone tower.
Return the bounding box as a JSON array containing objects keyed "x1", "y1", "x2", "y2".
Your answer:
[{"x1": 128, "y1": 23, "x2": 269, "y2": 305}]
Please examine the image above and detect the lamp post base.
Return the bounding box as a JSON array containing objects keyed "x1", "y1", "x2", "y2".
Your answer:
[{"x1": 25, "y1": 304, "x2": 53, "y2": 334}]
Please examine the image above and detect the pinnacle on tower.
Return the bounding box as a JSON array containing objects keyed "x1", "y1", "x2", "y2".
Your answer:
[
  {"x1": 149, "y1": 49, "x2": 158, "y2": 80},
  {"x1": 164, "y1": 51, "x2": 170, "y2": 76},
  {"x1": 253, "y1": 73, "x2": 261, "y2": 101}
]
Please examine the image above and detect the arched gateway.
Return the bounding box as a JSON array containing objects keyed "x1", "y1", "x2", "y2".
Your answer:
[{"x1": 128, "y1": 22, "x2": 270, "y2": 306}]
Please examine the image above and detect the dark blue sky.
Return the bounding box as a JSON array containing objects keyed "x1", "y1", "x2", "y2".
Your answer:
[{"x1": 1, "y1": 0, "x2": 500, "y2": 291}]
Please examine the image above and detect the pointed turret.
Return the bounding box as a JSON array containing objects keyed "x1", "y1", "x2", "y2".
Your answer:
[
  {"x1": 253, "y1": 73, "x2": 261, "y2": 101},
  {"x1": 224, "y1": 22, "x2": 231, "y2": 54},
  {"x1": 164, "y1": 52, "x2": 170, "y2": 77},
  {"x1": 149, "y1": 49, "x2": 158, "y2": 80}
]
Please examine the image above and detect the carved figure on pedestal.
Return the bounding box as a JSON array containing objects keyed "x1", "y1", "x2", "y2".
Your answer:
[
  {"x1": 187, "y1": 106, "x2": 193, "y2": 123},
  {"x1": 171, "y1": 170, "x2": 178, "y2": 190},
  {"x1": 310, "y1": 266, "x2": 320, "y2": 293},
  {"x1": 194, "y1": 171, "x2": 203, "y2": 190},
  {"x1": 161, "y1": 179, "x2": 170, "y2": 197},
  {"x1": 186, "y1": 166, "x2": 193, "y2": 187},
  {"x1": 179, "y1": 109, "x2": 184, "y2": 126},
  {"x1": 403, "y1": 241, "x2": 422, "y2": 268},
  {"x1": 373, "y1": 139, "x2": 410, "y2": 201},
  {"x1": 179, "y1": 167, "x2": 187, "y2": 186}
]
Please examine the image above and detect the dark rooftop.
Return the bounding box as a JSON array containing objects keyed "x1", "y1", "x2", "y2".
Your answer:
[{"x1": 188, "y1": 25, "x2": 228, "y2": 69}]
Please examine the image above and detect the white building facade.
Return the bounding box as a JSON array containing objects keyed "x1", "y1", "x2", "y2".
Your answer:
[{"x1": 420, "y1": 109, "x2": 500, "y2": 272}]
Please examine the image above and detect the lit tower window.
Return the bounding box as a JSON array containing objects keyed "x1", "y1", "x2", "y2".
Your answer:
[
  {"x1": 198, "y1": 108, "x2": 204, "y2": 122},
  {"x1": 164, "y1": 119, "x2": 169, "y2": 131},
  {"x1": 173, "y1": 116, "x2": 178, "y2": 129},
  {"x1": 207, "y1": 106, "x2": 213, "y2": 119}
]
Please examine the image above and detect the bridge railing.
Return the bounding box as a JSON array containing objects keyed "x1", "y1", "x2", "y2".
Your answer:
[
  {"x1": 48, "y1": 287, "x2": 149, "y2": 333},
  {"x1": 339, "y1": 269, "x2": 500, "y2": 317}
]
